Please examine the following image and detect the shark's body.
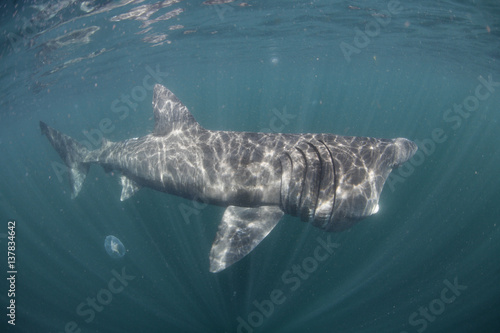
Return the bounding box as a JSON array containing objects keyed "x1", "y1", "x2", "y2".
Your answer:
[{"x1": 40, "y1": 84, "x2": 417, "y2": 272}]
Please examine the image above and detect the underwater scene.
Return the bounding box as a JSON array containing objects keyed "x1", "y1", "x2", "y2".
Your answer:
[{"x1": 0, "y1": 0, "x2": 499, "y2": 332}]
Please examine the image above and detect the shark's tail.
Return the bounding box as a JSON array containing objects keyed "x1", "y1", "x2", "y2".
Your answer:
[{"x1": 40, "y1": 121, "x2": 90, "y2": 198}]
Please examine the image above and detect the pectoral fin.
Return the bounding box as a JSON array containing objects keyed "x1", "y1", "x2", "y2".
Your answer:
[{"x1": 209, "y1": 206, "x2": 284, "y2": 273}]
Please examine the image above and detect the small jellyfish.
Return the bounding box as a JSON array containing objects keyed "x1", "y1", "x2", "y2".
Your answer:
[{"x1": 104, "y1": 235, "x2": 126, "y2": 258}]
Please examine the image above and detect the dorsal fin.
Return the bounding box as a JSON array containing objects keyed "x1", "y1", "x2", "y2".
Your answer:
[{"x1": 152, "y1": 84, "x2": 203, "y2": 136}]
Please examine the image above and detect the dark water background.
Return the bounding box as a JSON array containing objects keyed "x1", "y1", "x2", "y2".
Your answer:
[{"x1": 1, "y1": 0, "x2": 499, "y2": 332}]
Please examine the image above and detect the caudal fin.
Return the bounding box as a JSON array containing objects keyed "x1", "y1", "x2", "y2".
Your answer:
[{"x1": 40, "y1": 121, "x2": 90, "y2": 198}]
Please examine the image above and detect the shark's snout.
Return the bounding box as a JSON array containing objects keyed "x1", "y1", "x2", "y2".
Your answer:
[{"x1": 392, "y1": 137, "x2": 418, "y2": 168}]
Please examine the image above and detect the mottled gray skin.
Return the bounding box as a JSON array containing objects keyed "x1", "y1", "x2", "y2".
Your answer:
[{"x1": 40, "y1": 84, "x2": 417, "y2": 272}]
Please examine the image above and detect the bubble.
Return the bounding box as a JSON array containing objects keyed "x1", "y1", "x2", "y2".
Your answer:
[{"x1": 104, "y1": 235, "x2": 126, "y2": 258}]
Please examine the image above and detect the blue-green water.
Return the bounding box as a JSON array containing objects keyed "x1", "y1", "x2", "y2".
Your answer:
[{"x1": 1, "y1": 0, "x2": 500, "y2": 332}]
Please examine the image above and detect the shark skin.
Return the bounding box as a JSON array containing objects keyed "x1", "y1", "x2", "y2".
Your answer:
[{"x1": 40, "y1": 84, "x2": 417, "y2": 272}]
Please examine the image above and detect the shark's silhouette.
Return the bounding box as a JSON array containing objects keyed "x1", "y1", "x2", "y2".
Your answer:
[{"x1": 40, "y1": 84, "x2": 417, "y2": 272}]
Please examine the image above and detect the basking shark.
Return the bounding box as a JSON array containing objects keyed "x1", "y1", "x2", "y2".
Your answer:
[{"x1": 40, "y1": 84, "x2": 417, "y2": 272}]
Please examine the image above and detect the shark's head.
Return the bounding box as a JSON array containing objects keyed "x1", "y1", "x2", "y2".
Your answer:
[{"x1": 279, "y1": 136, "x2": 417, "y2": 232}]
